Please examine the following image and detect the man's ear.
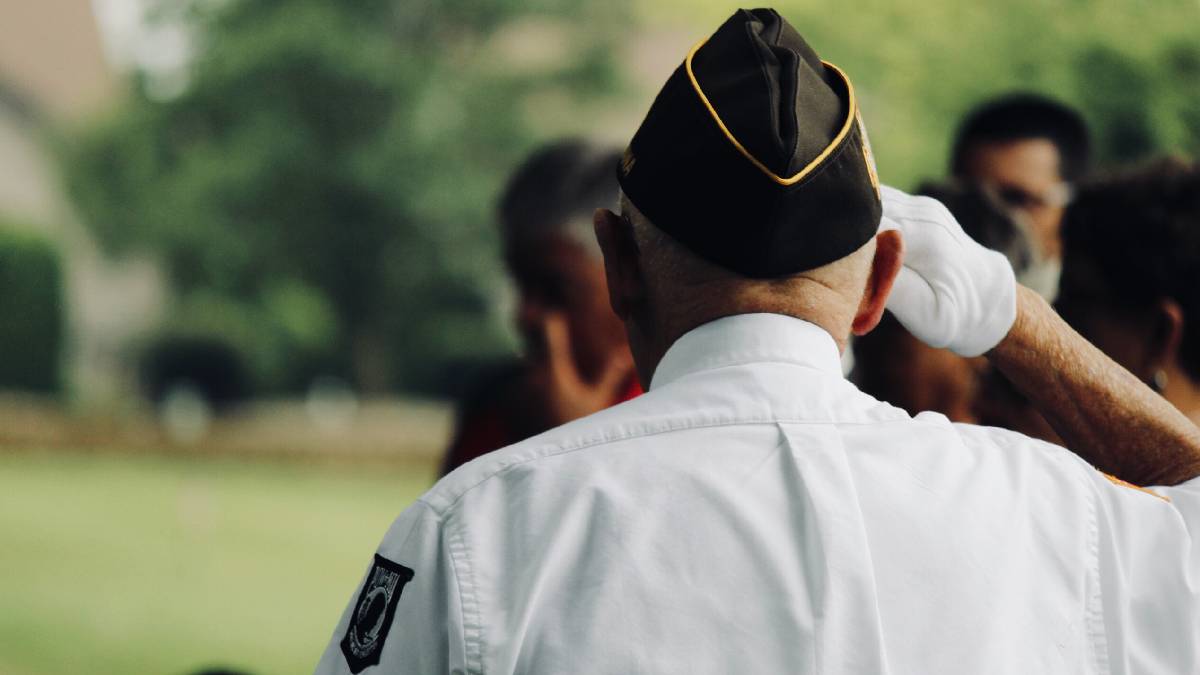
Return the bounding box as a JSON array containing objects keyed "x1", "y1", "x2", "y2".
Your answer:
[
  {"x1": 852, "y1": 228, "x2": 904, "y2": 336},
  {"x1": 593, "y1": 208, "x2": 645, "y2": 321},
  {"x1": 1148, "y1": 297, "x2": 1186, "y2": 373}
]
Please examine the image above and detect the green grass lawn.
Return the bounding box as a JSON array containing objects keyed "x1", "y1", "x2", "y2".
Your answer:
[{"x1": 0, "y1": 450, "x2": 436, "y2": 675}]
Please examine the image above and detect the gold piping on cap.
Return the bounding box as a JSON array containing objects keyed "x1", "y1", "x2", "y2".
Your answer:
[{"x1": 684, "y1": 38, "x2": 859, "y2": 187}]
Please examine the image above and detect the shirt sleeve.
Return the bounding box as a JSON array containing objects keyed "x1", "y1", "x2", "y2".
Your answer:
[
  {"x1": 1092, "y1": 473, "x2": 1200, "y2": 672},
  {"x1": 314, "y1": 500, "x2": 467, "y2": 674}
]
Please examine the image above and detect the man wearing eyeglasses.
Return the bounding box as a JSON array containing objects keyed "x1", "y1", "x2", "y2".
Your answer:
[{"x1": 950, "y1": 94, "x2": 1091, "y2": 299}]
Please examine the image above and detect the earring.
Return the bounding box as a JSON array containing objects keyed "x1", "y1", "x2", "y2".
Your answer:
[{"x1": 1152, "y1": 369, "x2": 1169, "y2": 393}]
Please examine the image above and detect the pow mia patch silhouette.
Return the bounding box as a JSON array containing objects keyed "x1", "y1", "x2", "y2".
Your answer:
[{"x1": 340, "y1": 554, "x2": 414, "y2": 673}]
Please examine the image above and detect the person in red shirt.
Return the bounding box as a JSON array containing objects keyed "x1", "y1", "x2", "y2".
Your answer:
[{"x1": 440, "y1": 140, "x2": 640, "y2": 476}]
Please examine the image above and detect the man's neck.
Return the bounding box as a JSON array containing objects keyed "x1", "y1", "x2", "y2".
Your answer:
[{"x1": 633, "y1": 284, "x2": 853, "y2": 388}]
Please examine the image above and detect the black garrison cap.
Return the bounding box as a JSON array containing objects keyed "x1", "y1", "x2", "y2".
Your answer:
[{"x1": 617, "y1": 8, "x2": 882, "y2": 277}]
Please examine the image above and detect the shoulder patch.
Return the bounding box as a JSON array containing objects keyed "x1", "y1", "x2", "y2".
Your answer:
[{"x1": 340, "y1": 554, "x2": 415, "y2": 673}]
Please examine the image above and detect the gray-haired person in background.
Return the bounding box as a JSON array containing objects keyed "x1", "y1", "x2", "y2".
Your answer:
[{"x1": 439, "y1": 140, "x2": 640, "y2": 476}]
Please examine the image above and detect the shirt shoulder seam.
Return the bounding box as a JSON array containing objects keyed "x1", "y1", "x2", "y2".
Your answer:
[{"x1": 427, "y1": 414, "x2": 935, "y2": 516}]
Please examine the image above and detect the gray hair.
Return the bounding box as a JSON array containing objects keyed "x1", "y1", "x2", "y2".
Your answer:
[{"x1": 499, "y1": 139, "x2": 621, "y2": 258}]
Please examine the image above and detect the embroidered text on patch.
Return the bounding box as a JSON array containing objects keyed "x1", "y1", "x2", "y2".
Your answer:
[{"x1": 340, "y1": 554, "x2": 415, "y2": 673}]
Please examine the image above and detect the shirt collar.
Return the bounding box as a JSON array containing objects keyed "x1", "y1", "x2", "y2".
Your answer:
[{"x1": 649, "y1": 313, "x2": 844, "y2": 391}]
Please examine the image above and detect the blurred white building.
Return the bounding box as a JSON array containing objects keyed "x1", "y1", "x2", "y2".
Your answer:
[{"x1": 0, "y1": 0, "x2": 166, "y2": 406}]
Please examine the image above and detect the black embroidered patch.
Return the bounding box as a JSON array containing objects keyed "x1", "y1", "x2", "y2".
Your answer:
[{"x1": 340, "y1": 554, "x2": 415, "y2": 673}]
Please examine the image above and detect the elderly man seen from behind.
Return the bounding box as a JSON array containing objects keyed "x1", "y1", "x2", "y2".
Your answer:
[{"x1": 316, "y1": 9, "x2": 1200, "y2": 674}]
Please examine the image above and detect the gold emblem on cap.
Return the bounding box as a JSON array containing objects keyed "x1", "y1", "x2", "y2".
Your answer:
[
  {"x1": 621, "y1": 146, "x2": 636, "y2": 176},
  {"x1": 857, "y1": 110, "x2": 881, "y2": 199},
  {"x1": 684, "y1": 38, "x2": 859, "y2": 187}
]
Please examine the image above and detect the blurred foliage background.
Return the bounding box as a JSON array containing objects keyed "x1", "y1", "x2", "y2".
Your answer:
[
  {"x1": 64, "y1": 0, "x2": 629, "y2": 399},
  {"x1": 56, "y1": 0, "x2": 1200, "y2": 404},
  {"x1": 2, "y1": 0, "x2": 1198, "y2": 673}
]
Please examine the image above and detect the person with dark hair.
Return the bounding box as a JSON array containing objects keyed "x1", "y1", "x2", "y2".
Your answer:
[
  {"x1": 951, "y1": 93, "x2": 1091, "y2": 296},
  {"x1": 319, "y1": 12, "x2": 1200, "y2": 673},
  {"x1": 1057, "y1": 157, "x2": 1200, "y2": 424},
  {"x1": 439, "y1": 140, "x2": 639, "y2": 476},
  {"x1": 853, "y1": 181, "x2": 1032, "y2": 422}
]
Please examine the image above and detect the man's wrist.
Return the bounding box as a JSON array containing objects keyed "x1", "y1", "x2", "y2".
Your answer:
[{"x1": 986, "y1": 285, "x2": 1044, "y2": 362}]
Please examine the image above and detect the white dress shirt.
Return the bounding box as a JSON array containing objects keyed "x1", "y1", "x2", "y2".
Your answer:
[{"x1": 316, "y1": 313, "x2": 1200, "y2": 674}]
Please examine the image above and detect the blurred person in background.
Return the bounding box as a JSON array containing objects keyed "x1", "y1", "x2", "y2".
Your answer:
[
  {"x1": 853, "y1": 181, "x2": 1032, "y2": 422},
  {"x1": 439, "y1": 140, "x2": 639, "y2": 476},
  {"x1": 951, "y1": 93, "x2": 1091, "y2": 298},
  {"x1": 1057, "y1": 157, "x2": 1200, "y2": 425}
]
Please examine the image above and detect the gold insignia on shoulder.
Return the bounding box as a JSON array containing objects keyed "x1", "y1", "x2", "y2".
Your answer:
[{"x1": 1102, "y1": 472, "x2": 1170, "y2": 502}]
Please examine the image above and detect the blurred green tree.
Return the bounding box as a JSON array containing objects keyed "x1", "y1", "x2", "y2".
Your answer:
[{"x1": 65, "y1": 0, "x2": 626, "y2": 395}]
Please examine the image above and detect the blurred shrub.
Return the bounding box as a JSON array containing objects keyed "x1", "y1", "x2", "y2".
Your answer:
[
  {"x1": 0, "y1": 226, "x2": 64, "y2": 393},
  {"x1": 65, "y1": 0, "x2": 627, "y2": 396}
]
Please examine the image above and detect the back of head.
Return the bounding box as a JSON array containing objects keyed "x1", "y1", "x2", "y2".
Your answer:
[
  {"x1": 615, "y1": 9, "x2": 886, "y2": 346},
  {"x1": 623, "y1": 196, "x2": 877, "y2": 329},
  {"x1": 499, "y1": 139, "x2": 621, "y2": 257},
  {"x1": 1060, "y1": 156, "x2": 1200, "y2": 381},
  {"x1": 951, "y1": 93, "x2": 1092, "y2": 182}
]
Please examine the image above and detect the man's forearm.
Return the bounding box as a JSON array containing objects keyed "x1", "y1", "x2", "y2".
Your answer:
[{"x1": 989, "y1": 285, "x2": 1200, "y2": 486}]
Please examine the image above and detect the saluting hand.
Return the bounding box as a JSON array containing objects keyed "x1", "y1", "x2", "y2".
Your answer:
[{"x1": 879, "y1": 184, "x2": 1018, "y2": 357}]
